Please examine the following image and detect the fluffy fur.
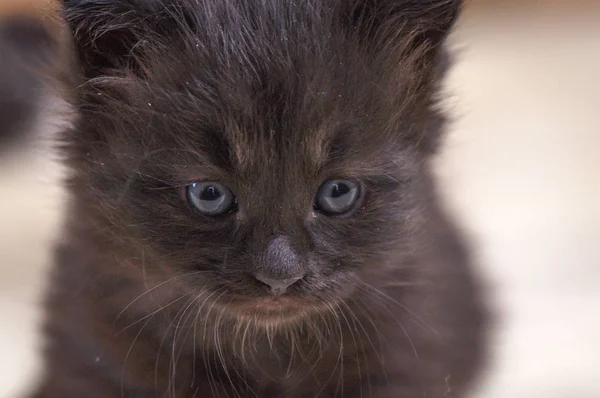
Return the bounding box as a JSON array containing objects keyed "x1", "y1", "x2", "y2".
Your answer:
[{"x1": 1, "y1": 1, "x2": 487, "y2": 397}]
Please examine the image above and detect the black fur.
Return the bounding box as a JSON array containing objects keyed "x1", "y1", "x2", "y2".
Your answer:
[{"x1": 1, "y1": 1, "x2": 488, "y2": 397}]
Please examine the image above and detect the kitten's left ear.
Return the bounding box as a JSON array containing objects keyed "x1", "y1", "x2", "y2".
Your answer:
[
  {"x1": 339, "y1": 0, "x2": 463, "y2": 154},
  {"x1": 404, "y1": 0, "x2": 463, "y2": 49},
  {"x1": 341, "y1": 0, "x2": 462, "y2": 57}
]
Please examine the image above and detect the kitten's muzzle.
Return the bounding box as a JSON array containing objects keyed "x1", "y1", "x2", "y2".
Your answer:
[{"x1": 254, "y1": 273, "x2": 304, "y2": 295}]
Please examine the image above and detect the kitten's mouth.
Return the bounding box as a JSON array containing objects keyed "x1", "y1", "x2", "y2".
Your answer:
[
  {"x1": 243, "y1": 297, "x2": 297, "y2": 313},
  {"x1": 230, "y1": 296, "x2": 315, "y2": 322}
]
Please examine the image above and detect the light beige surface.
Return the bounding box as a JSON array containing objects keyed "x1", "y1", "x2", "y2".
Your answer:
[
  {"x1": 438, "y1": 5, "x2": 600, "y2": 398},
  {"x1": 1, "y1": 4, "x2": 600, "y2": 398}
]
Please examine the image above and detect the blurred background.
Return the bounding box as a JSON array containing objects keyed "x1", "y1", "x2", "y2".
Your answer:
[{"x1": 1, "y1": 1, "x2": 599, "y2": 397}]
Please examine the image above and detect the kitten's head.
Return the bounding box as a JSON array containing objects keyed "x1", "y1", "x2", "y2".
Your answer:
[{"x1": 61, "y1": 0, "x2": 461, "y2": 324}]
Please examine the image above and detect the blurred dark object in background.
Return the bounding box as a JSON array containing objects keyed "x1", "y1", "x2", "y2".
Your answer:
[
  {"x1": 0, "y1": 8, "x2": 64, "y2": 153},
  {"x1": 0, "y1": 39, "x2": 39, "y2": 151}
]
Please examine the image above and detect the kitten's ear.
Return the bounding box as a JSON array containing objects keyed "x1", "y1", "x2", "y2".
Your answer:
[
  {"x1": 339, "y1": 0, "x2": 463, "y2": 154},
  {"x1": 60, "y1": 0, "x2": 180, "y2": 78},
  {"x1": 341, "y1": 0, "x2": 462, "y2": 56}
]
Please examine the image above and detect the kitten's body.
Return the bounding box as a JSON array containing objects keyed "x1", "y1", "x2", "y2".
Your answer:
[{"x1": 0, "y1": 1, "x2": 487, "y2": 397}]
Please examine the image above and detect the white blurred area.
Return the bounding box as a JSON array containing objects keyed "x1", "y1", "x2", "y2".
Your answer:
[
  {"x1": 1, "y1": 2, "x2": 599, "y2": 397},
  {"x1": 440, "y1": 2, "x2": 600, "y2": 397}
]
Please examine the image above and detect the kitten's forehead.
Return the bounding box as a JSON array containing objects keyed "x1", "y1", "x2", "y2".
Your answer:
[
  {"x1": 178, "y1": 66, "x2": 399, "y2": 176},
  {"x1": 169, "y1": 79, "x2": 360, "y2": 173},
  {"x1": 151, "y1": 66, "x2": 406, "y2": 185},
  {"x1": 213, "y1": 104, "x2": 392, "y2": 179},
  {"x1": 224, "y1": 123, "x2": 332, "y2": 171},
  {"x1": 95, "y1": 0, "x2": 433, "y2": 184}
]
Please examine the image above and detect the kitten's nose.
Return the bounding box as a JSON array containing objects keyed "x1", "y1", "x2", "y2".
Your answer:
[{"x1": 255, "y1": 273, "x2": 303, "y2": 294}]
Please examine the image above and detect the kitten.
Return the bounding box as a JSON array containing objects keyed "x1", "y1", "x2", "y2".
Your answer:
[{"x1": 0, "y1": 0, "x2": 488, "y2": 397}]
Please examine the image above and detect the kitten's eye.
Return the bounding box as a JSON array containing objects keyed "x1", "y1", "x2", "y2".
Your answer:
[
  {"x1": 186, "y1": 182, "x2": 236, "y2": 216},
  {"x1": 314, "y1": 179, "x2": 361, "y2": 215}
]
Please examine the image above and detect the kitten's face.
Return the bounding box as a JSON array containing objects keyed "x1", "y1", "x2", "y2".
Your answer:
[{"x1": 65, "y1": 0, "x2": 457, "y2": 324}]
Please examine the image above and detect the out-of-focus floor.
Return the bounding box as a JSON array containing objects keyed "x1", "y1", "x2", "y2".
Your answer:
[{"x1": 1, "y1": 2, "x2": 599, "y2": 398}]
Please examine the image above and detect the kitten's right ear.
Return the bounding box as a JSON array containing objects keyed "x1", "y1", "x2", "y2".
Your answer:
[{"x1": 60, "y1": 0, "x2": 179, "y2": 78}]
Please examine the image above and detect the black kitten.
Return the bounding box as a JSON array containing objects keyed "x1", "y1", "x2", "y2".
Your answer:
[{"x1": 1, "y1": 1, "x2": 487, "y2": 397}]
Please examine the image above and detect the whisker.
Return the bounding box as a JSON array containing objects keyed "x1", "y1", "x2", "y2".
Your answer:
[
  {"x1": 214, "y1": 294, "x2": 240, "y2": 397},
  {"x1": 120, "y1": 305, "x2": 163, "y2": 398},
  {"x1": 337, "y1": 302, "x2": 360, "y2": 398},
  {"x1": 357, "y1": 285, "x2": 420, "y2": 360},
  {"x1": 115, "y1": 270, "x2": 209, "y2": 322},
  {"x1": 276, "y1": 315, "x2": 327, "y2": 398},
  {"x1": 198, "y1": 288, "x2": 226, "y2": 398},
  {"x1": 170, "y1": 291, "x2": 209, "y2": 397},
  {"x1": 239, "y1": 315, "x2": 253, "y2": 368},
  {"x1": 346, "y1": 298, "x2": 386, "y2": 365},
  {"x1": 311, "y1": 303, "x2": 344, "y2": 398},
  {"x1": 190, "y1": 287, "x2": 210, "y2": 388},
  {"x1": 166, "y1": 293, "x2": 200, "y2": 397},
  {"x1": 343, "y1": 300, "x2": 378, "y2": 397},
  {"x1": 205, "y1": 290, "x2": 235, "y2": 398},
  {"x1": 117, "y1": 294, "x2": 188, "y2": 334},
  {"x1": 332, "y1": 302, "x2": 346, "y2": 398},
  {"x1": 357, "y1": 281, "x2": 438, "y2": 335}
]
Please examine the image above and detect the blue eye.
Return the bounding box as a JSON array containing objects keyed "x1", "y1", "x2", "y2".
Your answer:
[
  {"x1": 186, "y1": 182, "x2": 236, "y2": 216},
  {"x1": 314, "y1": 179, "x2": 361, "y2": 215}
]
